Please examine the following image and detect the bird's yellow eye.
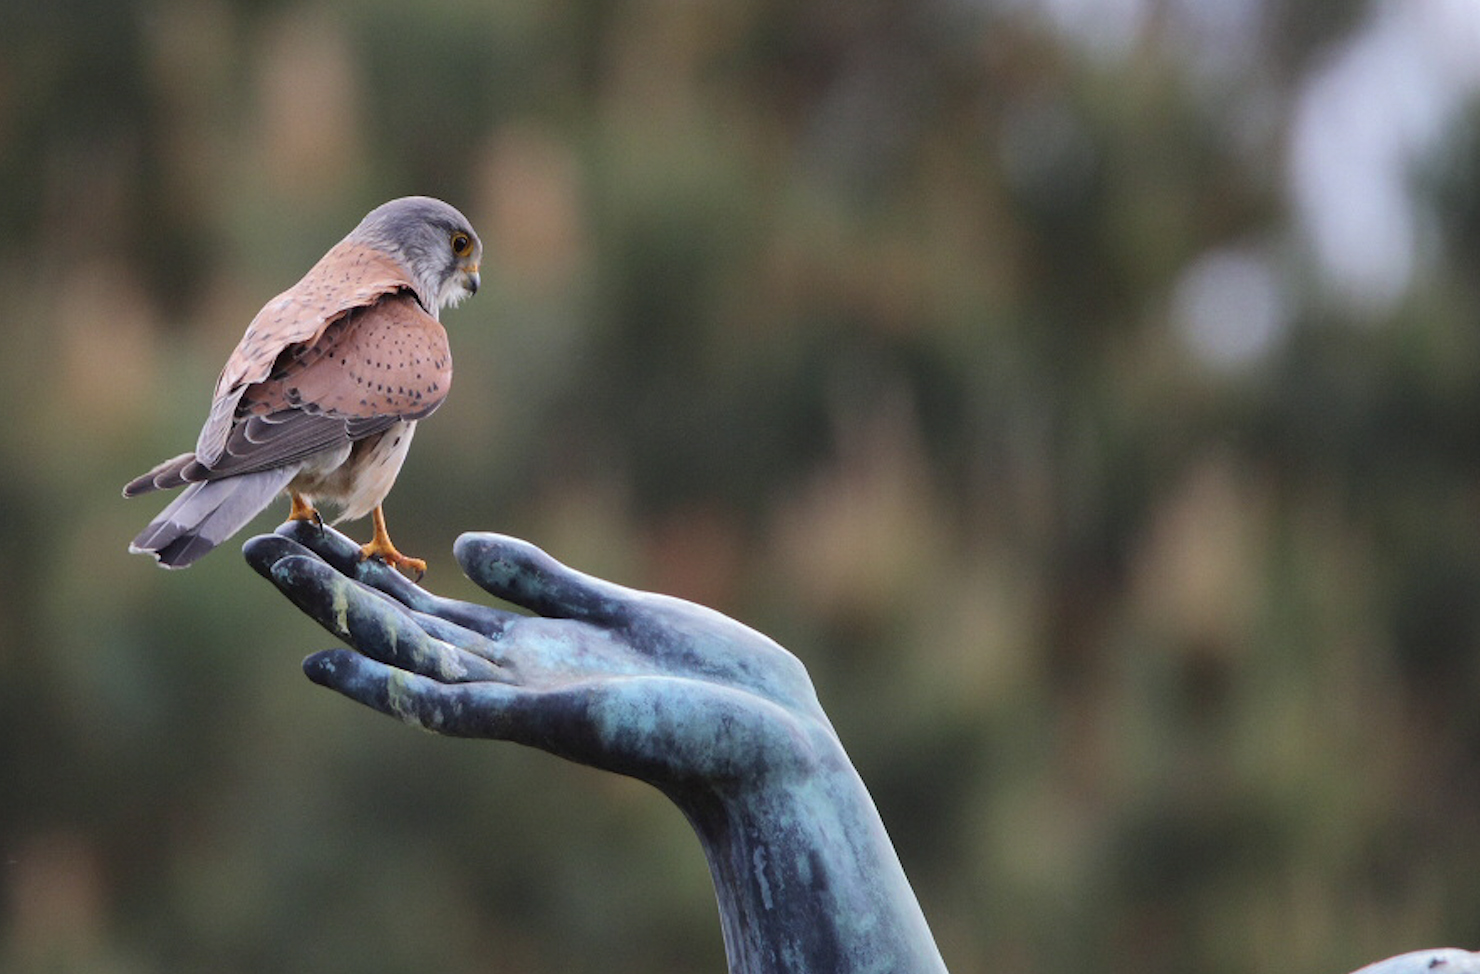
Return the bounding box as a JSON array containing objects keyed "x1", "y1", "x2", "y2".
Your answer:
[{"x1": 450, "y1": 231, "x2": 473, "y2": 257}]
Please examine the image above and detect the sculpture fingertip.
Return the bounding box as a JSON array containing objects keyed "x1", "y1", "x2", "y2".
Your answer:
[
  {"x1": 242, "y1": 533, "x2": 310, "y2": 578},
  {"x1": 303, "y1": 648, "x2": 357, "y2": 687},
  {"x1": 274, "y1": 518, "x2": 320, "y2": 543},
  {"x1": 453, "y1": 531, "x2": 508, "y2": 566}
]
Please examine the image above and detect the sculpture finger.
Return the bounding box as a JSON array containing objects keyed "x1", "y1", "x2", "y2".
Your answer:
[
  {"x1": 403, "y1": 608, "x2": 516, "y2": 668},
  {"x1": 454, "y1": 533, "x2": 638, "y2": 626},
  {"x1": 274, "y1": 519, "x2": 403, "y2": 586},
  {"x1": 248, "y1": 532, "x2": 409, "y2": 624},
  {"x1": 272, "y1": 521, "x2": 444, "y2": 623},
  {"x1": 265, "y1": 553, "x2": 507, "y2": 683},
  {"x1": 274, "y1": 520, "x2": 524, "y2": 637},
  {"x1": 304, "y1": 649, "x2": 561, "y2": 742},
  {"x1": 303, "y1": 650, "x2": 803, "y2": 782}
]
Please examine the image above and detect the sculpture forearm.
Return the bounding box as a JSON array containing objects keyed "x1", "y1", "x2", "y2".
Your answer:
[{"x1": 674, "y1": 753, "x2": 946, "y2": 974}]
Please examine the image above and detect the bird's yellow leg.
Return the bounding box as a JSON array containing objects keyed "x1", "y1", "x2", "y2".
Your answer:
[
  {"x1": 288, "y1": 491, "x2": 322, "y2": 526},
  {"x1": 359, "y1": 505, "x2": 426, "y2": 579}
]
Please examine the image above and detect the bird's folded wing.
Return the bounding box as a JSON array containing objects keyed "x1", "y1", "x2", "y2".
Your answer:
[
  {"x1": 193, "y1": 292, "x2": 452, "y2": 479},
  {"x1": 196, "y1": 241, "x2": 419, "y2": 465}
]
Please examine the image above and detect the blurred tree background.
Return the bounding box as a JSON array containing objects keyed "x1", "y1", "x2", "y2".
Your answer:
[{"x1": 4, "y1": 0, "x2": 1480, "y2": 971}]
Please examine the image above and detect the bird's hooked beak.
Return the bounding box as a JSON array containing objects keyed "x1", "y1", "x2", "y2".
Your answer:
[{"x1": 462, "y1": 263, "x2": 480, "y2": 296}]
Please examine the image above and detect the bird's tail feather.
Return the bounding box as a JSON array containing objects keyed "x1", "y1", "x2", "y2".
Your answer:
[
  {"x1": 130, "y1": 468, "x2": 297, "y2": 568},
  {"x1": 123, "y1": 452, "x2": 204, "y2": 497}
]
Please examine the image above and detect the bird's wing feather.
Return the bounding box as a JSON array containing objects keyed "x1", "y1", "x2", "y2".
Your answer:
[
  {"x1": 196, "y1": 241, "x2": 420, "y2": 465},
  {"x1": 195, "y1": 292, "x2": 452, "y2": 479}
]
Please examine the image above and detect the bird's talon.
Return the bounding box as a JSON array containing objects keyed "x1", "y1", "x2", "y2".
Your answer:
[
  {"x1": 288, "y1": 492, "x2": 322, "y2": 525},
  {"x1": 359, "y1": 506, "x2": 424, "y2": 578},
  {"x1": 359, "y1": 543, "x2": 426, "y2": 580}
]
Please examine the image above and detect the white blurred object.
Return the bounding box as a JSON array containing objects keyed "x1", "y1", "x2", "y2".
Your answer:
[
  {"x1": 1350, "y1": 948, "x2": 1480, "y2": 974},
  {"x1": 1171, "y1": 245, "x2": 1289, "y2": 370},
  {"x1": 1288, "y1": 0, "x2": 1480, "y2": 313}
]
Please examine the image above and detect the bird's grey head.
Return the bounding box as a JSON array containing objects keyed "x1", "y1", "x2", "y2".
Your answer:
[{"x1": 349, "y1": 196, "x2": 482, "y2": 317}]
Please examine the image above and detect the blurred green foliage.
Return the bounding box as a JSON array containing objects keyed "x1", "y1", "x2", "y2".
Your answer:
[{"x1": 3, "y1": 0, "x2": 1480, "y2": 972}]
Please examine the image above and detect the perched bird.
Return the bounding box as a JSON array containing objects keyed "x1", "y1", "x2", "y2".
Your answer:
[{"x1": 125, "y1": 196, "x2": 482, "y2": 576}]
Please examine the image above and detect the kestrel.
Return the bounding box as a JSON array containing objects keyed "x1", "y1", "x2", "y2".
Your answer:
[{"x1": 125, "y1": 196, "x2": 482, "y2": 576}]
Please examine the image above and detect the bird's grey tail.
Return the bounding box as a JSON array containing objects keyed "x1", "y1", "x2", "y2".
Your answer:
[{"x1": 129, "y1": 468, "x2": 297, "y2": 569}]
